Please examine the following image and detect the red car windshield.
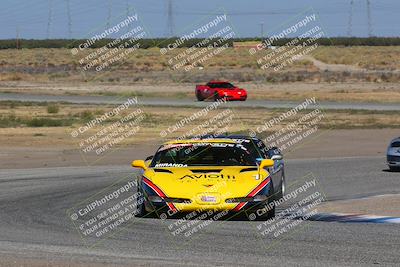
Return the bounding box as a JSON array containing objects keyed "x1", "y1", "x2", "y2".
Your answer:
[{"x1": 207, "y1": 82, "x2": 235, "y2": 89}]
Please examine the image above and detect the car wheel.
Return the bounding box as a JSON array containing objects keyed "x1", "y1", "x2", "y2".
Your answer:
[
  {"x1": 276, "y1": 172, "x2": 286, "y2": 200},
  {"x1": 253, "y1": 184, "x2": 275, "y2": 221},
  {"x1": 135, "y1": 190, "x2": 147, "y2": 218},
  {"x1": 266, "y1": 200, "x2": 275, "y2": 219},
  {"x1": 196, "y1": 92, "x2": 204, "y2": 101},
  {"x1": 213, "y1": 92, "x2": 220, "y2": 101},
  {"x1": 389, "y1": 166, "x2": 399, "y2": 172}
]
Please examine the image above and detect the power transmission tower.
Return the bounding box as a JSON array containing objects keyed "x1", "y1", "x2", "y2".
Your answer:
[
  {"x1": 347, "y1": 0, "x2": 354, "y2": 37},
  {"x1": 66, "y1": 0, "x2": 72, "y2": 38},
  {"x1": 16, "y1": 26, "x2": 20, "y2": 49},
  {"x1": 166, "y1": 0, "x2": 174, "y2": 37},
  {"x1": 126, "y1": 0, "x2": 131, "y2": 18},
  {"x1": 106, "y1": 0, "x2": 112, "y2": 28},
  {"x1": 366, "y1": 0, "x2": 372, "y2": 36},
  {"x1": 260, "y1": 22, "x2": 264, "y2": 39},
  {"x1": 46, "y1": 0, "x2": 53, "y2": 39},
  {"x1": 125, "y1": 0, "x2": 132, "y2": 34}
]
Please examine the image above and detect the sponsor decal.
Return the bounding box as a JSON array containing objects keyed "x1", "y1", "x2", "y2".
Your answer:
[
  {"x1": 191, "y1": 143, "x2": 235, "y2": 147},
  {"x1": 155, "y1": 163, "x2": 188, "y2": 167},
  {"x1": 231, "y1": 139, "x2": 251, "y2": 143},
  {"x1": 179, "y1": 174, "x2": 236, "y2": 180},
  {"x1": 200, "y1": 195, "x2": 217, "y2": 203}
]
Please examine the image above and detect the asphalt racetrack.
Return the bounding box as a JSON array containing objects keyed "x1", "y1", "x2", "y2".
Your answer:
[
  {"x1": 2, "y1": 92, "x2": 400, "y2": 111},
  {"x1": 1, "y1": 156, "x2": 399, "y2": 266}
]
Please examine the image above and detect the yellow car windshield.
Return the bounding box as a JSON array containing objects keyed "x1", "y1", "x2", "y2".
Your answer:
[{"x1": 150, "y1": 143, "x2": 256, "y2": 167}]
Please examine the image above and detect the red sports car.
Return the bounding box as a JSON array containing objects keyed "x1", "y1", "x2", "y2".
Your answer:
[{"x1": 195, "y1": 81, "x2": 247, "y2": 101}]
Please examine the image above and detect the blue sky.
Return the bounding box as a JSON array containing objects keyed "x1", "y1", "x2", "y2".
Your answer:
[{"x1": 0, "y1": 0, "x2": 398, "y2": 39}]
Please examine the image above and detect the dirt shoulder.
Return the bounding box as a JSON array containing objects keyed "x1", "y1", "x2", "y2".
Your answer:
[
  {"x1": 0, "y1": 128, "x2": 396, "y2": 169},
  {"x1": 317, "y1": 194, "x2": 400, "y2": 217}
]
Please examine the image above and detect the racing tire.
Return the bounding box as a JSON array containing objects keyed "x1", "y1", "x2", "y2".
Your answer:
[
  {"x1": 135, "y1": 190, "x2": 148, "y2": 218},
  {"x1": 251, "y1": 184, "x2": 276, "y2": 221},
  {"x1": 276, "y1": 172, "x2": 286, "y2": 200},
  {"x1": 389, "y1": 166, "x2": 400, "y2": 172},
  {"x1": 213, "y1": 92, "x2": 220, "y2": 101},
  {"x1": 196, "y1": 92, "x2": 204, "y2": 101}
]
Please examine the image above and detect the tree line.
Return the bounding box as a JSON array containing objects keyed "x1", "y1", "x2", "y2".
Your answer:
[{"x1": 1, "y1": 37, "x2": 400, "y2": 49}]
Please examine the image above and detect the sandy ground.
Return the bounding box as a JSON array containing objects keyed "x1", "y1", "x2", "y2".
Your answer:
[
  {"x1": 0, "y1": 128, "x2": 397, "y2": 169},
  {"x1": 318, "y1": 194, "x2": 400, "y2": 217},
  {"x1": 0, "y1": 257, "x2": 128, "y2": 267},
  {"x1": 283, "y1": 128, "x2": 398, "y2": 159}
]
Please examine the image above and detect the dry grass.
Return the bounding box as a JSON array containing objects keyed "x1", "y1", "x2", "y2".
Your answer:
[
  {"x1": 1, "y1": 102, "x2": 399, "y2": 148},
  {"x1": 0, "y1": 47, "x2": 312, "y2": 71},
  {"x1": 0, "y1": 47, "x2": 398, "y2": 84},
  {"x1": 311, "y1": 46, "x2": 400, "y2": 70},
  {"x1": 1, "y1": 47, "x2": 398, "y2": 72}
]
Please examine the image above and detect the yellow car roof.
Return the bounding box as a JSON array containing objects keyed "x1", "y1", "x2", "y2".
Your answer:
[{"x1": 164, "y1": 139, "x2": 236, "y2": 145}]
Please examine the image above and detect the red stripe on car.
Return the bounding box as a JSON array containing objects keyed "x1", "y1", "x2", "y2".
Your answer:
[
  {"x1": 232, "y1": 177, "x2": 271, "y2": 211},
  {"x1": 143, "y1": 177, "x2": 177, "y2": 212}
]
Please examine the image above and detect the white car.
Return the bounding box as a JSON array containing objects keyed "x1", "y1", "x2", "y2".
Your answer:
[{"x1": 387, "y1": 137, "x2": 400, "y2": 171}]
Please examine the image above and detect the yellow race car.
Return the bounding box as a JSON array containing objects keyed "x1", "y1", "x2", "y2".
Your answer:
[{"x1": 132, "y1": 139, "x2": 278, "y2": 220}]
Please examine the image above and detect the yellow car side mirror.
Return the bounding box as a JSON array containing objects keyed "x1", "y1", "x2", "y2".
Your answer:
[
  {"x1": 131, "y1": 160, "x2": 147, "y2": 170},
  {"x1": 259, "y1": 159, "x2": 274, "y2": 169}
]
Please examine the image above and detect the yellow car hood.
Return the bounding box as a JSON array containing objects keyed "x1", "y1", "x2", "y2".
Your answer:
[{"x1": 144, "y1": 166, "x2": 269, "y2": 200}]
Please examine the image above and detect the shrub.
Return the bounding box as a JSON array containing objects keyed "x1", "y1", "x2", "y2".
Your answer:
[
  {"x1": 26, "y1": 118, "x2": 63, "y2": 127},
  {"x1": 47, "y1": 104, "x2": 59, "y2": 114},
  {"x1": 80, "y1": 110, "x2": 94, "y2": 121}
]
